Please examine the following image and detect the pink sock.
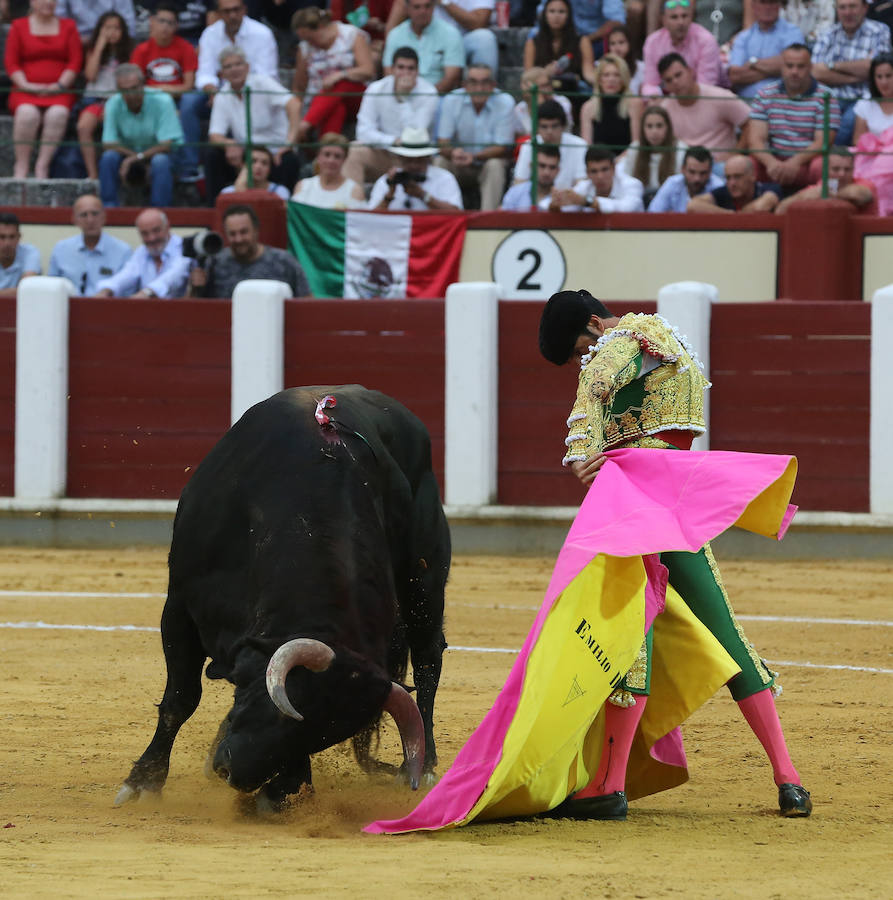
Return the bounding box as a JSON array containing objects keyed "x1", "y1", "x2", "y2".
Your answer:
[
  {"x1": 737, "y1": 688, "x2": 800, "y2": 786},
  {"x1": 577, "y1": 695, "x2": 648, "y2": 798}
]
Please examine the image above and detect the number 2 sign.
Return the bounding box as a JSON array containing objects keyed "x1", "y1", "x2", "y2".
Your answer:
[{"x1": 491, "y1": 230, "x2": 567, "y2": 300}]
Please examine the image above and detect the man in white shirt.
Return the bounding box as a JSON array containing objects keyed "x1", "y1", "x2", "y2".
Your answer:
[
  {"x1": 513, "y1": 99, "x2": 588, "y2": 190},
  {"x1": 343, "y1": 47, "x2": 439, "y2": 188},
  {"x1": 550, "y1": 144, "x2": 645, "y2": 212},
  {"x1": 206, "y1": 47, "x2": 302, "y2": 199},
  {"x1": 94, "y1": 208, "x2": 192, "y2": 299},
  {"x1": 368, "y1": 127, "x2": 463, "y2": 210}
]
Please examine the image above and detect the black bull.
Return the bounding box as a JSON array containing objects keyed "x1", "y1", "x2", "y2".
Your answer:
[{"x1": 115, "y1": 386, "x2": 450, "y2": 811}]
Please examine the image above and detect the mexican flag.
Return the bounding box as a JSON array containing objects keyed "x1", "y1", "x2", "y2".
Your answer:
[{"x1": 287, "y1": 202, "x2": 467, "y2": 299}]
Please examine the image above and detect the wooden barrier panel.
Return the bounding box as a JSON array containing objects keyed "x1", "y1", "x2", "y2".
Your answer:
[
  {"x1": 0, "y1": 298, "x2": 15, "y2": 496},
  {"x1": 497, "y1": 300, "x2": 657, "y2": 506},
  {"x1": 709, "y1": 302, "x2": 871, "y2": 512},
  {"x1": 66, "y1": 297, "x2": 231, "y2": 499},
  {"x1": 283, "y1": 299, "x2": 447, "y2": 490}
]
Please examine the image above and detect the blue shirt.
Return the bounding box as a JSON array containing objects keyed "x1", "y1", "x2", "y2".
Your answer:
[
  {"x1": 728, "y1": 19, "x2": 806, "y2": 98},
  {"x1": 533, "y1": 0, "x2": 626, "y2": 36},
  {"x1": 437, "y1": 88, "x2": 515, "y2": 150},
  {"x1": 102, "y1": 88, "x2": 184, "y2": 151},
  {"x1": 48, "y1": 232, "x2": 133, "y2": 296},
  {"x1": 95, "y1": 233, "x2": 192, "y2": 298},
  {"x1": 647, "y1": 171, "x2": 726, "y2": 212},
  {"x1": 382, "y1": 19, "x2": 465, "y2": 86},
  {"x1": 0, "y1": 242, "x2": 42, "y2": 289},
  {"x1": 501, "y1": 181, "x2": 553, "y2": 210},
  {"x1": 812, "y1": 19, "x2": 893, "y2": 100}
]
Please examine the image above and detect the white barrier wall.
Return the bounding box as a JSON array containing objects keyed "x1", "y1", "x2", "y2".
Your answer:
[
  {"x1": 230, "y1": 280, "x2": 289, "y2": 424},
  {"x1": 445, "y1": 282, "x2": 499, "y2": 506},
  {"x1": 657, "y1": 281, "x2": 716, "y2": 451},
  {"x1": 870, "y1": 286, "x2": 893, "y2": 514},
  {"x1": 14, "y1": 277, "x2": 72, "y2": 498}
]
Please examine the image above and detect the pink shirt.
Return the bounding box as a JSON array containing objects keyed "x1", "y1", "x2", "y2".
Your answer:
[
  {"x1": 642, "y1": 23, "x2": 722, "y2": 96},
  {"x1": 660, "y1": 84, "x2": 750, "y2": 161}
]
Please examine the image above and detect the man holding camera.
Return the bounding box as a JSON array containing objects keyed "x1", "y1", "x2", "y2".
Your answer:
[
  {"x1": 189, "y1": 205, "x2": 310, "y2": 298},
  {"x1": 100, "y1": 64, "x2": 184, "y2": 208},
  {"x1": 94, "y1": 208, "x2": 191, "y2": 299},
  {"x1": 368, "y1": 127, "x2": 463, "y2": 211}
]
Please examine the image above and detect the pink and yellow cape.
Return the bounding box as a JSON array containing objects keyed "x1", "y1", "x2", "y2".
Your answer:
[{"x1": 365, "y1": 449, "x2": 798, "y2": 834}]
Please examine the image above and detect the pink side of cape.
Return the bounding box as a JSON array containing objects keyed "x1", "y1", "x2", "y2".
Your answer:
[{"x1": 364, "y1": 449, "x2": 795, "y2": 834}]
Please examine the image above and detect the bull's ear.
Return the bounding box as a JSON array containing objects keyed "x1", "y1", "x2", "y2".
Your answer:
[{"x1": 230, "y1": 645, "x2": 270, "y2": 687}]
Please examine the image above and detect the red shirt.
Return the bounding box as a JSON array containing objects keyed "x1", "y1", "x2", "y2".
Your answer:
[{"x1": 130, "y1": 36, "x2": 198, "y2": 87}]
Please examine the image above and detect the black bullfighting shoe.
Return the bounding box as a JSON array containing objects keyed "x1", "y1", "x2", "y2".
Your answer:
[
  {"x1": 778, "y1": 783, "x2": 812, "y2": 817},
  {"x1": 541, "y1": 791, "x2": 628, "y2": 821}
]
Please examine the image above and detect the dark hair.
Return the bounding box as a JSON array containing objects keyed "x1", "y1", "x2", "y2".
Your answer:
[
  {"x1": 829, "y1": 146, "x2": 854, "y2": 160},
  {"x1": 605, "y1": 25, "x2": 638, "y2": 78},
  {"x1": 538, "y1": 143, "x2": 561, "y2": 160},
  {"x1": 392, "y1": 45, "x2": 420, "y2": 65},
  {"x1": 539, "y1": 290, "x2": 615, "y2": 366},
  {"x1": 585, "y1": 144, "x2": 615, "y2": 164},
  {"x1": 0, "y1": 212, "x2": 21, "y2": 228},
  {"x1": 532, "y1": 0, "x2": 582, "y2": 76},
  {"x1": 155, "y1": 2, "x2": 180, "y2": 18},
  {"x1": 869, "y1": 52, "x2": 893, "y2": 98},
  {"x1": 657, "y1": 52, "x2": 688, "y2": 76},
  {"x1": 537, "y1": 98, "x2": 567, "y2": 125},
  {"x1": 683, "y1": 145, "x2": 713, "y2": 165},
  {"x1": 222, "y1": 204, "x2": 260, "y2": 229},
  {"x1": 783, "y1": 42, "x2": 811, "y2": 56},
  {"x1": 634, "y1": 106, "x2": 679, "y2": 186},
  {"x1": 245, "y1": 143, "x2": 273, "y2": 164},
  {"x1": 87, "y1": 12, "x2": 132, "y2": 66}
]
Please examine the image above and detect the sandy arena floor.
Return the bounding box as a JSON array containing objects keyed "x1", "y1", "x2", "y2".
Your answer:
[{"x1": 0, "y1": 547, "x2": 890, "y2": 899}]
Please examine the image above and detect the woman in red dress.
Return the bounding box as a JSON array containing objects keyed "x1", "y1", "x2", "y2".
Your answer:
[{"x1": 4, "y1": 0, "x2": 82, "y2": 178}]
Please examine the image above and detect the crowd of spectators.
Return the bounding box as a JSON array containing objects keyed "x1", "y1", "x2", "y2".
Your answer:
[{"x1": 2, "y1": 0, "x2": 893, "y2": 277}]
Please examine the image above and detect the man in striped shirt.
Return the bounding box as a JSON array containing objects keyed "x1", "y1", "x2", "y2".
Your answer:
[{"x1": 749, "y1": 43, "x2": 841, "y2": 189}]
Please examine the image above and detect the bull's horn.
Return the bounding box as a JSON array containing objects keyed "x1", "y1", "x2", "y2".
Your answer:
[
  {"x1": 383, "y1": 683, "x2": 425, "y2": 790},
  {"x1": 266, "y1": 638, "x2": 335, "y2": 722}
]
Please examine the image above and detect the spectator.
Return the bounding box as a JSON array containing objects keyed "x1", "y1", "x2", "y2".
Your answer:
[
  {"x1": 658, "y1": 52, "x2": 751, "y2": 170},
  {"x1": 812, "y1": 0, "x2": 893, "y2": 144},
  {"x1": 132, "y1": 2, "x2": 215, "y2": 47},
  {"x1": 94, "y1": 208, "x2": 191, "y2": 298},
  {"x1": 512, "y1": 66, "x2": 574, "y2": 137},
  {"x1": 0, "y1": 213, "x2": 41, "y2": 298},
  {"x1": 368, "y1": 126, "x2": 463, "y2": 209},
  {"x1": 196, "y1": 0, "x2": 279, "y2": 92},
  {"x1": 688, "y1": 153, "x2": 781, "y2": 211},
  {"x1": 621, "y1": 105, "x2": 688, "y2": 202},
  {"x1": 436, "y1": 64, "x2": 514, "y2": 210},
  {"x1": 500, "y1": 143, "x2": 562, "y2": 209},
  {"x1": 579, "y1": 53, "x2": 639, "y2": 151},
  {"x1": 641, "y1": 0, "x2": 722, "y2": 95},
  {"x1": 76, "y1": 12, "x2": 133, "y2": 181},
  {"x1": 292, "y1": 132, "x2": 367, "y2": 207},
  {"x1": 775, "y1": 146, "x2": 878, "y2": 212},
  {"x1": 780, "y1": 0, "x2": 836, "y2": 48},
  {"x1": 47, "y1": 193, "x2": 133, "y2": 295},
  {"x1": 382, "y1": 0, "x2": 464, "y2": 93},
  {"x1": 131, "y1": 3, "x2": 202, "y2": 182},
  {"x1": 190, "y1": 205, "x2": 311, "y2": 298},
  {"x1": 646, "y1": 143, "x2": 724, "y2": 210},
  {"x1": 330, "y1": 0, "x2": 392, "y2": 59},
  {"x1": 606, "y1": 24, "x2": 643, "y2": 94},
  {"x1": 291, "y1": 7, "x2": 375, "y2": 144},
  {"x1": 5, "y1": 0, "x2": 82, "y2": 179},
  {"x1": 221, "y1": 145, "x2": 292, "y2": 199},
  {"x1": 100, "y1": 63, "x2": 184, "y2": 207},
  {"x1": 728, "y1": 0, "x2": 806, "y2": 98},
  {"x1": 207, "y1": 47, "x2": 302, "y2": 199},
  {"x1": 749, "y1": 43, "x2": 840, "y2": 188},
  {"x1": 531, "y1": 0, "x2": 626, "y2": 59},
  {"x1": 54, "y1": 0, "x2": 137, "y2": 45},
  {"x1": 853, "y1": 51, "x2": 893, "y2": 141},
  {"x1": 523, "y1": 0, "x2": 596, "y2": 93},
  {"x1": 548, "y1": 143, "x2": 644, "y2": 210},
  {"x1": 343, "y1": 46, "x2": 438, "y2": 188},
  {"x1": 386, "y1": 0, "x2": 498, "y2": 75},
  {"x1": 645, "y1": 0, "x2": 752, "y2": 50},
  {"x1": 513, "y1": 98, "x2": 589, "y2": 187}
]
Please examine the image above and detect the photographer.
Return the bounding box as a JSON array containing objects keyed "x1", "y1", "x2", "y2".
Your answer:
[
  {"x1": 189, "y1": 205, "x2": 310, "y2": 299},
  {"x1": 367, "y1": 127, "x2": 463, "y2": 211}
]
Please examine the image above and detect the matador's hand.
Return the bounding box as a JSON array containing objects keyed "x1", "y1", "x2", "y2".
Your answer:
[{"x1": 570, "y1": 453, "x2": 607, "y2": 486}]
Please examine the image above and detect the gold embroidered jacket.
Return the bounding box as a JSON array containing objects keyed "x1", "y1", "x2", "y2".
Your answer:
[{"x1": 563, "y1": 313, "x2": 710, "y2": 464}]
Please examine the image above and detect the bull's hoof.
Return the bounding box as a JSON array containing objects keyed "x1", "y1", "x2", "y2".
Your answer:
[
  {"x1": 420, "y1": 771, "x2": 437, "y2": 787},
  {"x1": 114, "y1": 783, "x2": 139, "y2": 807}
]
